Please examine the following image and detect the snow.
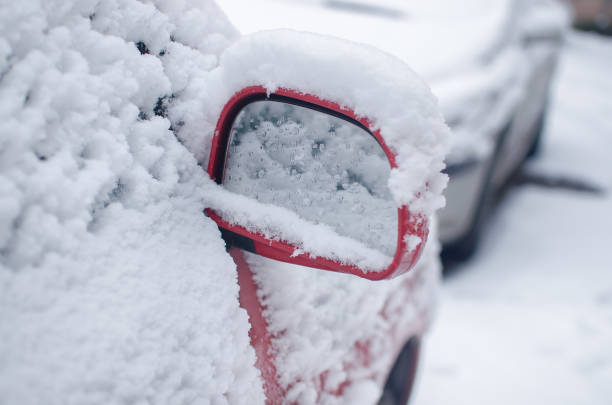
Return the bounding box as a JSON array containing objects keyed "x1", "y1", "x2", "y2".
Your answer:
[
  {"x1": 5, "y1": 0, "x2": 597, "y2": 404},
  {"x1": 212, "y1": 29, "x2": 450, "y2": 215},
  {"x1": 209, "y1": 186, "x2": 394, "y2": 270},
  {"x1": 202, "y1": 28, "x2": 450, "y2": 269},
  {"x1": 0, "y1": 1, "x2": 266, "y2": 404},
  {"x1": 224, "y1": 100, "x2": 397, "y2": 258},
  {"x1": 413, "y1": 31, "x2": 612, "y2": 405},
  {"x1": 218, "y1": 0, "x2": 570, "y2": 165},
  {"x1": 219, "y1": 0, "x2": 515, "y2": 80},
  {"x1": 246, "y1": 220, "x2": 442, "y2": 404},
  {"x1": 1, "y1": 0, "x2": 450, "y2": 403}
]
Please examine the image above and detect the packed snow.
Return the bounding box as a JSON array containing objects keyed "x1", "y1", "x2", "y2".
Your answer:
[
  {"x1": 204, "y1": 28, "x2": 450, "y2": 269},
  {"x1": 0, "y1": 1, "x2": 266, "y2": 404},
  {"x1": 413, "y1": 31, "x2": 612, "y2": 405},
  {"x1": 212, "y1": 29, "x2": 450, "y2": 214},
  {"x1": 0, "y1": 0, "x2": 450, "y2": 404},
  {"x1": 246, "y1": 224, "x2": 441, "y2": 404},
  {"x1": 209, "y1": 185, "x2": 394, "y2": 271}
]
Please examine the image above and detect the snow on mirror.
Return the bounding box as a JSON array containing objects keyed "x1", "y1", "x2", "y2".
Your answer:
[{"x1": 223, "y1": 100, "x2": 398, "y2": 258}]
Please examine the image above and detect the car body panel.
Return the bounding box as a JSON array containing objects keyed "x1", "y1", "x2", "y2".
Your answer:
[
  {"x1": 242, "y1": 225, "x2": 441, "y2": 403},
  {"x1": 438, "y1": 159, "x2": 490, "y2": 243},
  {"x1": 491, "y1": 30, "x2": 564, "y2": 188}
]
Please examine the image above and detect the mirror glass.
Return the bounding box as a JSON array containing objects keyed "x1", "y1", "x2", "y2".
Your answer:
[{"x1": 222, "y1": 100, "x2": 398, "y2": 258}]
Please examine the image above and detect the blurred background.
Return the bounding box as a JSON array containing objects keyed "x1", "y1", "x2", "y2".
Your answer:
[
  {"x1": 218, "y1": 0, "x2": 611, "y2": 403},
  {"x1": 415, "y1": 1, "x2": 612, "y2": 403},
  {"x1": 571, "y1": 0, "x2": 612, "y2": 34}
]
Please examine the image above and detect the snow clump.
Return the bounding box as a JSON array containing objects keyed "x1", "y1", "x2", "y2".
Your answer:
[
  {"x1": 0, "y1": 1, "x2": 264, "y2": 404},
  {"x1": 0, "y1": 1, "x2": 450, "y2": 404}
]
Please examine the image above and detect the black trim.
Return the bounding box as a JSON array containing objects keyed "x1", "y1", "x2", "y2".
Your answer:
[
  {"x1": 378, "y1": 337, "x2": 420, "y2": 405},
  {"x1": 444, "y1": 158, "x2": 480, "y2": 176},
  {"x1": 268, "y1": 93, "x2": 373, "y2": 135},
  {"x1": 217, "y1": 92, "x2": 383, "y2": 184},
  {"x1": 220, "y1": 228, "x2": 256, "y2": 253},
  {"x1": 212, "y1": 93, "x2": 264, "y2": 183},
  {"x1": 324, "y1": 0, "x2": 406, "y2": 19}
]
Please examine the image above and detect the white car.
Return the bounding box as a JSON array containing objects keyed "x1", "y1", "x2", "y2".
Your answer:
[{"x1": 219, "y1": 0, "x2": 570, "y2": 259}]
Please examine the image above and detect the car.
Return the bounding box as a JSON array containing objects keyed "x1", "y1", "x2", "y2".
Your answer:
[
  {"x1": 1, "y1": 1, "x2": 449, "y2": 405},
  {"x1": 218, "y1": 0, "x2": 570, "y2": 260}
]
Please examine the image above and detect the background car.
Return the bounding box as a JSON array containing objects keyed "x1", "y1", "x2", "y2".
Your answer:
[
  {"x1": 0, "y1": 1, "x2": 449, "y2": 404},
  {"x1": 218, "y1": 0, "x2": 570, "y2": 260}
]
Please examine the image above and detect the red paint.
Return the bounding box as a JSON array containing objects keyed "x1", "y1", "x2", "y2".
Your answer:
[
  {"x1": 231, "y1": 243, "x2": 422, "y2": 404},
  {"x1": 230, "y1": 247, "x2": 285, "y2": 404},
  {"x1": 207, "y1": 86, "x2": 428, "y2": 280}
]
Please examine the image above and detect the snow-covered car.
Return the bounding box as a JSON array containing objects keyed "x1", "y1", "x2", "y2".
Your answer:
[
  {"x1": 1, "y1": 1, "x2": 450, "y2": 405},
  {"x1": 218, "y1": 0, "x2": 570, "y2": 259}
]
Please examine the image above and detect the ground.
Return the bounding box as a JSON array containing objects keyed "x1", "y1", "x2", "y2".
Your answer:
[{"x1": 413, "y1": 31, "x2": 612, "y2": 405}]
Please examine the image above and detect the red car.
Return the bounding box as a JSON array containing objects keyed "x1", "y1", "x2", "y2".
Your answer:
[{"x1": 0, "y1": 2, "x2": 448, "y2": 405}]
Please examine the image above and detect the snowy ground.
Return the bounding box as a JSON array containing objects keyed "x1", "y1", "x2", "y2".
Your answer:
[{"x1": 413, "y1": 31, "x2": 612, "y2": 405}]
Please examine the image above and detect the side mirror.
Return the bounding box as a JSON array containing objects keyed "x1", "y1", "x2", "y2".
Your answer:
[{"x1": 206, "y1": 86, "x2": 428, "y2": 280}]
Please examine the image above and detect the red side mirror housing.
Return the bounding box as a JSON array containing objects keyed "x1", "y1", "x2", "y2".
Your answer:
[{"x1": 206, "y1": 86, "x2": 428, "y2": 280}]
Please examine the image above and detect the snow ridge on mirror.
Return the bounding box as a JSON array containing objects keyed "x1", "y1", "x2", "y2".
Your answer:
[{"x1": 223, "y1": 100, "x2": 398, "y2": 256}]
